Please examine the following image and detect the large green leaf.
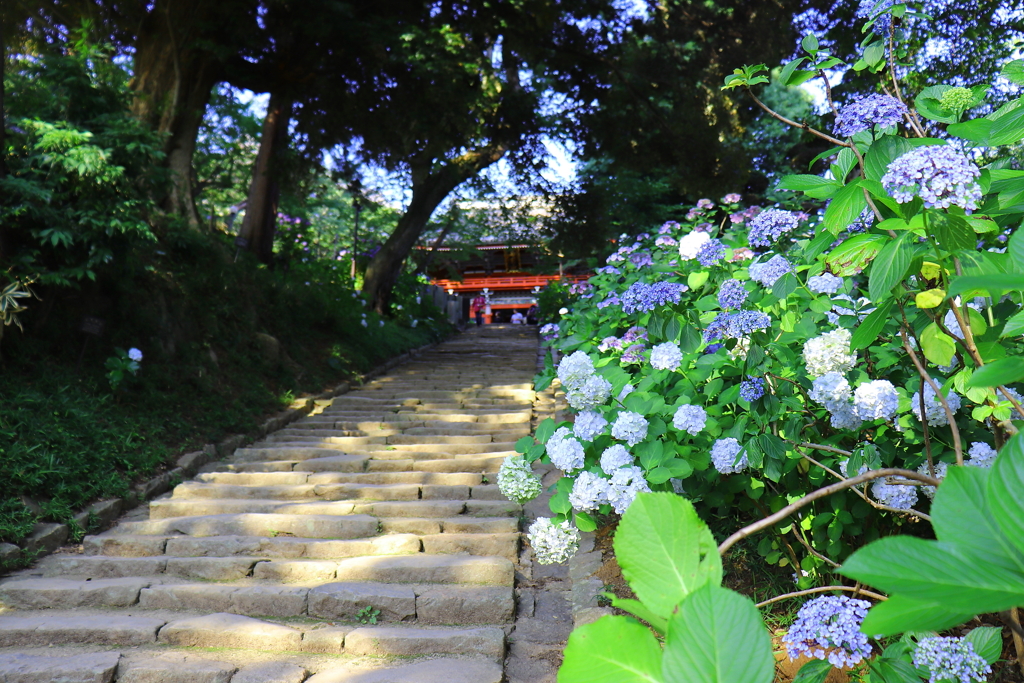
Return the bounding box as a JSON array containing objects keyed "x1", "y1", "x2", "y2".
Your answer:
[
  {"x1": 662, "y1": 584, "x2": 774, "y2": 683},
  {"x1": 989, "y1": 434, "x2": 1024, "y2": 558},
  {"x1": 929, "y1": 213, "x2": 976, "y2": 253},
  {"x1": 865, "y1": 135, "x2": 916, "y2": 180},
  {"x1": 949, "y1": 273, "x2": 1024, "y2": 298},
  {"x1": 559, "y1": 615, "x2": 664, "y2": 683},
  {"x1": 919, "y1": 323, "x2": 956, "y2": 366},
  {"x1": 777, "y1": 174, "x2": 841, "y2": 199},
  {"x1": 966, "y1": 626, "x2": 1004, "y2": 664},
  {"x1": 850, "y1": 298, "x2": 895, "y2": 350},
  {"x1": 860, "y1": 594, "x2": 975, "y2": 635},
  {"x1": 825, "y1": 234, "x2": 888, "y2": 276},
  {"x1": 822, "y1": 180, "x2": 868, "y2": 236},
  {"x1": 989, "y1": 104, "x2": 1024, "y2": 146},
  {"x1": 1002, "y1": 309, "x2": 1024, "y2": 338},
  {"x1": 967, "y1": 357, "x2": 1024, "y2": 388},
  {"x1": 868, "y1": 233, "x2": 913, "y2": 302},
  {"x1": 791, "y1": 660, "x2": 831, "y2": 683},
  {"x1": 841, "y1": 536, "x2": 1024, "y2": 614},
  {"x1": 614, "y1": 493, "x2": 722, "y2": 620}
]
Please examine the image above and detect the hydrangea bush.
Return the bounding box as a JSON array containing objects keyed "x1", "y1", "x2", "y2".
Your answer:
[{"x1": 528, "y1": 4, "x2": 1024, "y2": 680}]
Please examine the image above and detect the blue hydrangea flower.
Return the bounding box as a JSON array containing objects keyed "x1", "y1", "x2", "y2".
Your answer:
[
  {"x1": 740, "y1": 376, "x2": 765, "y2": 402},
  {"x1": 606, "y1": 465, "x2": 651, "y2": 514},
  {"x1": 696, "y1": 239, "x2": 727, "y2": 267},
  {"x1": 672, "y1": 404, "x2": 707, "y2": 435},
  {"x1": 573, "y1": 410, "x2": 608, "y2": 442},
  {"x1": 566, "y1": 375, "x2": 613, "y2": 411},
  {"x1": 596, "y1": 293, "x2": 621, "y2": 309},
  {"x1": 569, "y1": 471, "x2": 610, "y2": 512},
  {"x1": 857, "y1": 0, "x2": 897, "y2": 34},
  {"x1": 629, "y1": 251, "x2": 654, "y2": 268},
  {"x1": 834, "y1": 94, "x2": 908, "y2": 137},
  {"x1": 718, "y1": 279, "x2": 748, "y2": 310},
  {"x1": 650, "y1": 341, "x2": 683, "y2": 371},
  {"x1": 783, "y1": 596, "x2": 873, "y2": 668},
  {"x1": 622, "y1": 326, "x2": 648, "y2": 345},
  {"x1": 710, "y1": 438, "x2": 748, "y2": 474},
  {"x1": 620, "y1": 281, "x2": 687, "y2": 314},
  {"x1": 704, "y1": 343, "x2": 724, "y2": 354},
  {"x1": 611, "y1": 411, "x2": 649, "y2": 446},
  {"x1": 882, "y1": 145, "x2": 983, "y2": 211},
  {"x1": 912, "y1": 636, "x2": 991, "y2": 683},
  {"x1": 621, "y1": 344, "x2": 646, "y2": 365},
  {"x1": 748, "y1": 209, "x2": 800, "y2": 248},
  {"x1": 600, "y1": 444, "x2": 633, "y2": 474},
  {"x1": 749, "y1": 255, "x2": 793, "y2": 288},
  {"x1": 808, "y1": 273, "x2": 844, "y2": 295},
  {"x1": 704, "y1": 311, "x2": 771, "y2": 342},
  {"x1": 546, "y1": 427, "x2": 586, "y2": 472}
]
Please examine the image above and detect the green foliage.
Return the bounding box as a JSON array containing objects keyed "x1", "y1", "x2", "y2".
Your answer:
[{"x1": 356, "y1": 606, "x2": 381, "y2": 625}]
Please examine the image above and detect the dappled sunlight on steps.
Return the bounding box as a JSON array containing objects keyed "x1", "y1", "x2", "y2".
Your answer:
[{"x1": 0, "y1": 326, "x2": 539, "y2": 683}]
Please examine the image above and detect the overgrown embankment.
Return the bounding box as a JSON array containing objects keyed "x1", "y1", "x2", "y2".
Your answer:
[{"x1": 0, "y1": 234, "x2": 449, "y2": 547}]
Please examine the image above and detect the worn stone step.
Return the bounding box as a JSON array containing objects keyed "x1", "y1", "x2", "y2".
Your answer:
[
  {"x1": 158, "y1": 612, "x2": 303, "y2": 651},
  {"x1": 0, "y1": 651, "x2": 121, "y2": 683},
  {"x1": 38, "y1": 555, "x2": 262, "y2": 581},
  {"x1": 344, "y1": 625, "x2": 504, "y2": 660},
  {"x1": 0, "y1": 577, "x2": 151, "y2": 609},
  {"x1": 333, "y1": 554, "x2": 513, "y2": 585},
  {"x1": 138, "y1": 583, "x2": 309, "y2": 617},
  {"x1": 367, "y1": 455, "x2": 507, "y2": 474},
  {"x1": 308, "y1": 582, "x2": 514, "y2": 624},
  {"x1": 420, "y1": 533, "x2": 519, "y2": 561},
  {"x1": 399, "y1": 426, "x2": 530, "y2": 437},
  {"x1": 0, "y1": 612, "x2": 166, "y2": 647},
  {"x1": 112, "y1": 513, "x2": 379, "y2": 538},
  {"x1": 149, "y1": 498, "x2": 473, "y2": 519},
  {"x1": 118, "y1": 654, "x2": 237, "y2": 683},
  {"x1": 194, "y1": 470, "x2": 483, "y2": 486},
  {"x1": 170, "y1": 482, "x2": 422, "y2": 502},
  {"x1": 231, "y1": 447, "x2": 366, "y2": 466},
  {"x1": 306, "y1": 657, "x2": 503, "y2": 683},
  {"x1": 83, "y1": 533, "x2": 421, "y2": 559},
  {"x1": 377, "y1": 517, "x2": 518, "y2": 536}
]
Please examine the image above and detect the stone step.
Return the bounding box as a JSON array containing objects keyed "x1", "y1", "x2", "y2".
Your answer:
[
  {"x1": 343, "y1": 625, "x2": 504, "y2": 660},
  {"x1": 364, "y1": 455, "x2": 507, "y2": 474},
  {"x1": 305, "y1": 658, "x2": 503, "y2": 683},
  {"x1": 398, "y1": 426, "x2": 531, "y2": 437},
  {"x1": 111, "y1": 513, "x2": 379, "y2": 538},
  {"x1": 0, "y1": 612, "x2": 166, "y2": 647},
  {"x1": 0, "y1": 651, "x2": 121, "y2": 683},
  {"x1": 170, "y1": 482, "x2": 422, "y2": 501},
  {"x1": 148, "y1": 499, "x2": 489, "y2": 519},
  {"x1": 231, "y1": 447, "x2": 366, "y2": 465},
  {"x1": 117, "y1": 653, "x2": 239, "y2": 683},
  {"x1": 195, "y1": 471, "x2": 484, "y2": 486},
  {"x1": 84, "y1": 533, "x2": 422, "y2": 559},
  {"x1": 378, "y1": 517, "x2": 518, "y2": 536},
  {"x1": 0, "y1": 577, "x2": 153, "y2": 609}
]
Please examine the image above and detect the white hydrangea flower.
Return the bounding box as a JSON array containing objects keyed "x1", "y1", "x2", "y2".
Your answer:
[
  {"x1": 916, "y1": 460, "x2": 949, "y2": 500},
  {"x1": 527, "y1": 517, "x2": 580, "y2": 564},
  {"x1": 803, "y1": 328, "x2": 856, "y2": 379},
  {"x1": 711, "y1": 437, "x2": 748, "y2": 474},
  {"x1": 497, "y1": 455, "x2": 543, "y2": 504},
  {"x1": 611, "y1": 411, "x2": 649, "y2": 446},
  {"x1": 852, "y1": 380, "x2": 898, "y2": 421},
  {"x1": 910, "y1": 380, "x2": 962, "y2": 427},
  {"x1": 672, "y1": 404, "x2": 707, "y2": 435},
  {"x1": 728, "y1": 336, "x2": 750, "y2": 361},
  {"x1": 617, "y1": 384, "x2": 635, "y2": 401},
  {"x1": 967, "y1": 442, "x2": 997, "y2": 468},
  {"x1": 872, "y1": 476, "x2": 918, "y2": 510},
  {"x1": 546, "y1": 427, "x2": 586, "y2": 472},
  {"x1": 650, "y1": 341, "x2": 683, "y2": 371},
  {"x1": 573, "y1": 410, "x2": 608, "y2": 442},
  {"x1": 128, "y1": 348, "x2": 143, "y2": 362},
  {"x1": 606, "y1": 465, "x2": 651, "y2": 514},
  {"x1": 808, "y1": 273, "x2": 844, "y2": 295},
  {"x1": 557, "y1": 351, "x2": 595, "y2": 389},
  {"x1": 566, "y1": 375, "x2": 613, "y2": 411},
  {"x1": 678, "y1": 231, "x2": 712, "y2": 260},
  {"x1": 809, "y1": 372, "x2": 851, "y2": 407},
  {"x1": 569, "y1": 471, "x2": 610, "y2": 512},
  {"x1": 600, "y1": 444, "x2": 634, "y2": 474}
]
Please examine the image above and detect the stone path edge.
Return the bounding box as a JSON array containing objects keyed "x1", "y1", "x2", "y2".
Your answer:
[{"x1": 0, "y1": 338, "x2": 446, "y2": 573}]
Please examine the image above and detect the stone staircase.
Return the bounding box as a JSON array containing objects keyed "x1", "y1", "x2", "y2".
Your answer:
[{"x1": 0, "y1": 326, "x2": 540, "y2": 683}]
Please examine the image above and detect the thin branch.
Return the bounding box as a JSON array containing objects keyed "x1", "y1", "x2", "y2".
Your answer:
[
  {"x1": 745, "y1": 87, "x2": 851, "y2": 148},
  {"x1": 798, "y1": 450, "x2": 932, "y2": 522},
  {"x1": 719, "y1": 468, "x2": 939, "y2": 555},
  {"x1": 799, "y1": 442, "x2": 852, "y2": 457},
  {"x1": 900, "y1": 324, "x2": 963, "y2": 465},
  {"x1": 757, "y1": 585, "x2": 887, "y2": 608},
  {"x1": 791, "y1": 523, "x2": 840, "y2": 569}
]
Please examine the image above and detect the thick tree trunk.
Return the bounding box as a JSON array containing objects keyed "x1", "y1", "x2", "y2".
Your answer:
[
  {"x1": 238, "y1": 93, "x2": 292, "y2": 265},
  {"x1": 131, "y1": 0, "x2": 222, "y2": 228},
  {"x1": 362, "y1": 146, "x2": 506, "y2": 313}
]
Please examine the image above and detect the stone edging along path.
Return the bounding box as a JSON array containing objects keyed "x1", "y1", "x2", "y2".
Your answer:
[
  {"x1": 0, "y1": 343, "x2": 438, "y2": 570},
  {"x1": 0, "y1": 325, "x2": 558, "y2": 682}
]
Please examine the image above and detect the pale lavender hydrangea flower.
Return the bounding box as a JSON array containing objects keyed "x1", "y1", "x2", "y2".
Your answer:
[
  {"x1": 718, "y1": 279, "x2": 748, "y2": 310},
  {"x1": 882, "y1": 145, "x2": 983, "y2": 211},
  {"x1": 704, "y1": 311, "x2": 772, "y2": 342},
  {"x1": 722, "y1": 193, "x2": 742, "y2": 203},
  {"x1": 853, "y1": 380, "x2": 899, "y2": 421},
  {"x1": 600, "y1": 444, "x2": 633, "y2": 474},
  {"x1": 128, "y1": 348, "x2": 143, "y2": 362},
  {"x1": 748, "y1": 208, "x2": 800, "y2": 248},
  {"x1": 782, "y1": 596, "x2": 873, "y2": 668},
  {"x1": 749, "y1": 255, "x2": 793, "y2": 287},
  {"x1": 606, "y1": 465, "x2": 651, "y2": 514},
  {"x1": 672, "y1": 404, "x2": 707, "y2": 435},
  {"x1": 872, "y1": 475, "x2": 918, "y2": 509},
  {"x1": 913, "y1": 636, "x2": 991, "y2": 683},
  {"x1": 622, "y1": 326, "x2": 648, "y2": 345},
  {"x1": 967, "y1": 442, "x2": 997, "y2": 468},
  {"x1": 569, "y1": 471, "x2": 610, "y2": 512},
  {"x1": 808, "y1": 273, "x2": 844, "y2": 295},
  {"x1": 650, "y1": 341, "x2": 683, "y2": 371},
  {"x1": 917, "y1": 460, "x2": 949, "y2": 500},
  {"x1": 829, "y1": 401, "x2": 864, "y2": 431},
  {"x1": 540, "y1": 323, "x2": 559, "y2": 341},
  {"x1": 598, "y1": 336, "x2": 622, "y2": 352},
  {"x1": 621, "y1": 345, "x2": 646, "y2": 365},
  {"x1": 557, "y1": 351, "x2": 594, "y2": 388},
  {"x1": 809, "y1": 372, "x2": 852, "y2": 407},
  {"x1": 573, "y1": 410, "x2": 608, "y2": 442},
  {"x1": 566, "y1": 375, "x2": 613, "y2": 411},
  {"x1": 911, "y1": 381, "x2": 962, "y2": 427},
  {"x1": 834, "y1": 94, "x2": 908, "y2": 137},
  {"x1": 546, "y1": 427, "x2": 586, "y2": 472},
  {"x1": 711, "y1": 438, "x2": 748, "y2": 474},
  {"x1": 611, "y1": 411, "x2": 649, "y2": 446}
]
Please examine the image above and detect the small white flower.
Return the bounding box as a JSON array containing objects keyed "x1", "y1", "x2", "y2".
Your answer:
[
  {"x1": 128, "y1": 348, "x2": 143, "y2": 362},
  {"x1": 528, "y1": 517, "x2": 580, "y2": 564},
  {"x1": 678, "y1": 231, "x2": 711, "y2": 260},
  {"x1": 498, "y1": 456, "x2": 543, "y2": 504},
  {"x1": 569, "y1": 471, "x2": 610, "y2": 512},
  {"x1": 600, "y1": 444, "x2": 634, "y2": 474},
  {"x1": 559, "y1": 307, "x2": 569, "y2": 315},
  {"x1": 852, "y1": 380, "x2": 899, "y2": 421}
]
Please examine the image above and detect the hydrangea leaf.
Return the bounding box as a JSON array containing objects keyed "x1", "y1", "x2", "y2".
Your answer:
[
  {"x1": 1000, "y1": 309, "x2": 1024, "y2": 338},
  {"x1": 948, "y1": 117, "x2": 992, "y2": 144},
  {"x1": 989, "y1": 433, "x2": 1024, "y2": 558},
  {"x1": 850, "y1": 298, "x2": 895, "y2": 350},
  {"x1": 840, "y1": 536, "x2": 1024, "y2": 615},
  {"x1": 1002, "y1": 59, "x2": 1024, "y2": 86},
  {"x1": 822, "y1": 179, "x2": 868, "y2": 236},
  {"x1": 989, "y1": 105, "x2": 1024, "y2": 146},
  {"x1": 965, "y1": 626, "x2": 1004, "y2": 664},
  {"x1": 929, "y1": 213, "x2": 975, "y2": 253},
  {"x1": 867, "y1": 232, "x2": 913, "y2": 302},
  {"x1": 825, "y1": 234, "x2": 888, "y2": 276},
  {"x1": 790, "y1": 659, "x2": 831, "y2": 683},
  {"x1": 608, "y1": 596, "x2": 669, "y2": 635},
  {"x1": 662, "y1": 584, "x2": 774, "y2": 683},
  {"x1": 860, "y1": 594, "x2": 975, "y2": 636},
  {"x1": 559, "y1": 615, "x2": 664, "y2": 683},
  {"x1": 614, "y1": 493, "x2": 722, "y2": 620},
  {"x1": 919, "y1": 323, "x2": 956, "y2": 366},
  {"x1": 966, "y1": 356, "x2": 1024, "y2": 388}
]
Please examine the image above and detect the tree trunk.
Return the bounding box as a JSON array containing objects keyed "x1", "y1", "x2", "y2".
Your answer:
[
  {"x1": 130, "y1": 0, "x2": 222, "y2": 228},
  {"x1": 0, "y1": 14, "x2": 6, "y2": 182},
  {"x1": 238, "y1": 93, "x2": 292, "y2": 265},
  {"x1": 362, "y1": 145, "x2": 506, "y2": 313}
]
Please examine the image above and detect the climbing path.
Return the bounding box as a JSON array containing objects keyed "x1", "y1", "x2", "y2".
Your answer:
[{"x1": 0, "y1": 326, "x2": 542, "y2": 683}]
